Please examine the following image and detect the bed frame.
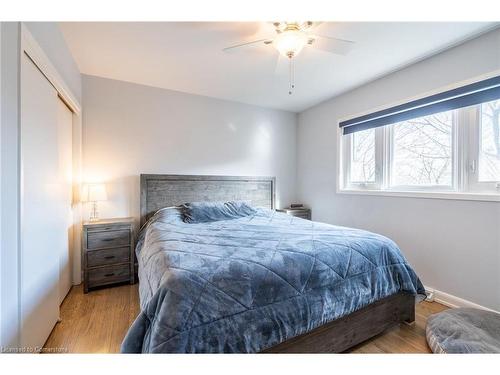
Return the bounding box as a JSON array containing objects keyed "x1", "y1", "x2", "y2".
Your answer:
[{"x1": 139, "y1": 174, "x2": 416, "y2": 353}]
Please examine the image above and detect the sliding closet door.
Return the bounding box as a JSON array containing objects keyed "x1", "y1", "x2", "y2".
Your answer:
[
  {"x1": 20, "y1": 53, "x2": 66, "y2": 349},
  {"x1": 57, "y1": 99, "x2": 73, "y2": 304}
]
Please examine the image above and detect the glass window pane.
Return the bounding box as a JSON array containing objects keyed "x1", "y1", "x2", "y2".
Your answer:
[
  {"x1": 479, "y1": 99, "x2": 500, "y2": 182},
  {"x1": 350, "y1": 128, "x2": 375, "y2": 183},
  {"x1": 391, "y1": 111, "x2": 453, "y2": 186}
]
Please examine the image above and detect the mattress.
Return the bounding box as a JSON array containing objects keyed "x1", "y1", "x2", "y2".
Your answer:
[{"x1": 121, "y1": 202, "x2": 425, "y2": 353}]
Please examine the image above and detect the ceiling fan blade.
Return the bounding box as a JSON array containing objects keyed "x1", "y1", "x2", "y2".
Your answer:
[
  {"x1": 222, "y1": 39, "x2": 272, "y2": 52},
  {"x1": 256, "y1": 22, "x2": 279, "y2": 37},
  {"x1": 303, "y1": 21, "x2": 323, "y2": 30},
  {"x1": 310, "y1": 35, "x2": 355, "y2": 55}
]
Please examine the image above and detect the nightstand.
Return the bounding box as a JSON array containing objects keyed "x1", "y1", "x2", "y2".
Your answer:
[
  {"x1": 82, "y1": 218, "x2": 135, "y2": 293},
  {"x1": 278, "y1": 206, "x2": 312, "y2": 220}
]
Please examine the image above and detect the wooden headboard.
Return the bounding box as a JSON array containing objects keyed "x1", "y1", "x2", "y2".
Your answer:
[{"x1": 140, "y1": 174, "x2": 276, "y2": 226}]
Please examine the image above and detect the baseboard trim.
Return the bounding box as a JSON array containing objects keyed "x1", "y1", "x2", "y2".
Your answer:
[{"x1": 424, "y1": 285, "x2": 499, "y2": 314}]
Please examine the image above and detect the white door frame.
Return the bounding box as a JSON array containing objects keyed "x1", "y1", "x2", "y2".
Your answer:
[
  {"x1": 0, "y1": 21, "x2": 3, "y2": 348},
  {"x1": 0, "y1": 22, "x2": 22, "y2": 350},
  {"x1": 20, "y1": 24, "x2": 83, "y2": 288}
]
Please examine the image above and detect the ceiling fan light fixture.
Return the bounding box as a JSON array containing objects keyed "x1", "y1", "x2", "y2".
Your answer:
[
  {"x1": 222, "y1": 22, "x2": 355, "y2": 95},
  {"x1": 274, "y1": 29, "x2": 308, "y2": 58}
]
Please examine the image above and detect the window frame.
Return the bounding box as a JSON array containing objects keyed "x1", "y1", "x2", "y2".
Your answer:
[
  {"x1": 338, "y1": 98, "x2": 500, "y2": 202},
  {"x1": 467, "y1": 102, "x2": 500, "y2": 192},
  {"x1": 342, "y1": 127, "x2": 382, "y2": 190}
]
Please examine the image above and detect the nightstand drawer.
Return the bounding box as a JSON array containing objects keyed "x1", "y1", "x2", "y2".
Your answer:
[
  {"x1": 279, "y1": 207, "x2": 312, "y2": 220},
  {"x1": 291, "y1": 212, "x2": 311, "y2": 219},
  {"x1": 87, "y1": 247, "x2": 130, "y2": 267},
  {"x1": 87, "y1": 229, "x2": 130, "y2": 250},
  {"x1": 294, "y1": 215, "x2": 311, "y2": 220},
  {"x1": 88, "y1": 264, "x2": 130, "y2": 288}
]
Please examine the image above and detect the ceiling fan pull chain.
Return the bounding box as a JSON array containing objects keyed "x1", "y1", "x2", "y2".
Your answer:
[{"x1": 289, "y1": 57, "x2": 295, "y2": 95}]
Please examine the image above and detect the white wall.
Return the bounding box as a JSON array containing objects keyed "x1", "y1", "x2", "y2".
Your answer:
[
  {"x1": 82, "y1": 75, "x2": 297, "y2": 222},
  {"x1": 297, "y1": 28, "x2": 500, "y2": 311}
]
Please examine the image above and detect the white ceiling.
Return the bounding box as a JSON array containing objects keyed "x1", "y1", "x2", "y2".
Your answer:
[{"x1": 60, "y1": 22, "x2": 498, "y2": 112}]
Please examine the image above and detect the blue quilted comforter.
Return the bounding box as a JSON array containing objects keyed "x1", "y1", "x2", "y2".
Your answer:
[{"x1": 121, "y1": 202, "x2": 425, "y2": 353}]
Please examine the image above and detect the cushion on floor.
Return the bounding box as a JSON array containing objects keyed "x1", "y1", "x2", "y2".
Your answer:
[{"x1": 426, "y1": 307, "x2": 500, "y2": 353}]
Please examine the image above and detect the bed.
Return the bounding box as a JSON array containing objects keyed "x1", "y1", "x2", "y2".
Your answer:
[{"x1": 121, "y1": 174, "x2": 425, "y2": 353}]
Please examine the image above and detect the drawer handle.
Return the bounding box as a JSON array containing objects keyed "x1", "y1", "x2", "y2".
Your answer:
[
  {"x1": 104, "y1": 273, "x2": 115, "y2": 277},
  {"x1": 104, "y1": 256, "x2": 115, "y2": 259},
  {"x1": 102, "y1": 238, "x2": 114, "y2": 242}
]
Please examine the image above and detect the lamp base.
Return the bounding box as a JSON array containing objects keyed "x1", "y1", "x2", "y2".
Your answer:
[{"x1": 89, "y1": 201, "x2": 99, "y2": 222}]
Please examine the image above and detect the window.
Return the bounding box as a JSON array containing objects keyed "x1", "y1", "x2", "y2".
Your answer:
[
  {"x1": 340, "y1": 78, "x2": 500, "y2": 198},
  {"x1": 478, "y1": 99, "x2": 500, "y2": 182},
  {"x1": 391, "y1": 112, "x2": 454, "y2": 187},
  {"x1": 350, "y1": 128, "x2": 376, "y2": 184}
]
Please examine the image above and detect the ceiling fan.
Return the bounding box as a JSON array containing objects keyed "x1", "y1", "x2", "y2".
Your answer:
[{"x1": 222, "y1": 22, "x2": 355, "y2": 95}]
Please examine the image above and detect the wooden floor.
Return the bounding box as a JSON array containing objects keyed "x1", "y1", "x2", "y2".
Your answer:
[
  {"x1": 44, "y1": 283, "x2": 140, "y2": 353},
  {"x1": 44, "y1": 284, "x2": 448, "y2": 353},
  {"x1": 348, "y1": 298, "x2": 448, "y2": 353}
]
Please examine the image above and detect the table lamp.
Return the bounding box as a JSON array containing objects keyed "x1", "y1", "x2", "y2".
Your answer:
[{"x1": 82, "y1": 183, "x2": 107, "y2": 222}]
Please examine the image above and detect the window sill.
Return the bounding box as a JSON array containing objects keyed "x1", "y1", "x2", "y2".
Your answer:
[{"x1": 337, "y1": 188, "x2": 500, "y2": 202}]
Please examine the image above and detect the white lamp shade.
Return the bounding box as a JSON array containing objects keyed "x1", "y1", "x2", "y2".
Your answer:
[
  {"x1": 82, "y1": 183, "x2": 107, "y2": 202},
  {"x1": 274, "y1": 29, "x2": 308, "y2": 58}
]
